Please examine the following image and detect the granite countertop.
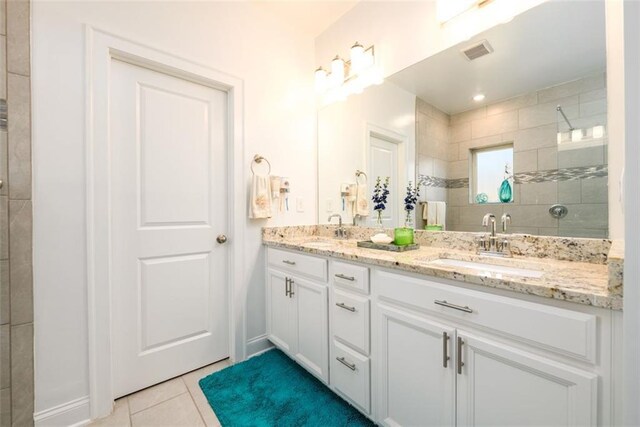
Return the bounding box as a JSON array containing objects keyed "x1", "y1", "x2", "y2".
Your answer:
[{"x1": 262, "y1": 228, "x2": 623, "y2": 310}]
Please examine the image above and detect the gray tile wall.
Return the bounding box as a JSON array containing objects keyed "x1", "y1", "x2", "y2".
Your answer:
[
  {"x1": 416, "y1": 73, "x2": 608, "y2": 237},
  {"x1": 0, "y1": 0, "x2": 33, "y2": 425},
  {"x1": 416, "y1": 99, "x2": 451, "y2": 229},
  {"x1": 416, "y1": 72, "x2": 608, "y2": 237}
]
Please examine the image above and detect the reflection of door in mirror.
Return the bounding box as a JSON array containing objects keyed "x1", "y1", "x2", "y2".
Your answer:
[{"x1": 369, "y1": 134, "x2": 399, "y2": 228}]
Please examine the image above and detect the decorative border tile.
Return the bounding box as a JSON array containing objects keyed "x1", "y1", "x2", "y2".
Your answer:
[
  {"x1": 514, "y1": 165, "x2": 608, "y2": 184},
  {"x1": 418, "y1": 174, "x2": 469, "y2": 189}
]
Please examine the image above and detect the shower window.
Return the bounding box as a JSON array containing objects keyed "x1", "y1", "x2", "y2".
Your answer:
[{"x1": 471, "y1": 144, "x2": 514, "y2": 204}]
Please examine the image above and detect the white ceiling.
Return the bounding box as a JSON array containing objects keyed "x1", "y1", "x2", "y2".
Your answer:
[
  {"x1": 249, "y1": 0, "x2": 359, "y2": 37},
  {"x1": 388, "y1": 0, "x2": 606, "y2": 115}
]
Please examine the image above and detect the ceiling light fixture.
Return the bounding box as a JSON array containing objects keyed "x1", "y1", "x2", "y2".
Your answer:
[
  {"x1": 473, "y1": 93, "x2": 486, "y2": 102},
  {"x1": 315, "y1": 41, "x2": 382, "y2": 104}
]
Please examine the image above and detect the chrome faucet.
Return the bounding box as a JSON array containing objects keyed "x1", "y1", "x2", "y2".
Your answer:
[
  {"x1": 328, "y1": 214, "x2": 347, "y2": 238},
  {"x1": 478, "y1": 213, "x2": 512, "y2": 257},
  {"x1": 501, "y1": 213, "x2": 511, "y2": 233}
]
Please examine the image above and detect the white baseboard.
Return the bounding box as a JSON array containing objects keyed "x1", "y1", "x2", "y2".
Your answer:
[
  {"x1": 34, "y1": 396, "x2": 91, "y2": 427},
  {"x1": 246, "y1": 334, "x2": 273, "y2": 358}
]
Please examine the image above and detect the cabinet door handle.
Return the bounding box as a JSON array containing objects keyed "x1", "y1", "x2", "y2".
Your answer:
[
  {"x1": 336, "y1": 356, "x2": 356, "y2": 371},
  {"x1": 282, "y1": 260, "x2": 296, "y2": 265},
  {"x1": 457, "y1": 337, "x2": 464, "y2": 375},
  {"x1": 334, "y1": 273, "x2": 355, "y2": 281},
  {"x1": 434, "y1": 300, "x2": 473, "y2": 313},
  {"x1": 285, "y1": 277, "x2": 290, "y2": 297},
  {"x1": 288, "y1": 279, "x2": 295, "y2": 298},
  {"x1": 335, "y1": 302, "x2": 356, "y2": 312},
  {"x1": 442, "y1": 332, "x2": 450, "y2": 368}
]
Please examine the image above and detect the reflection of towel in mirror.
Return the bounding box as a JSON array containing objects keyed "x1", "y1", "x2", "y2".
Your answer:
[
  {"x1": 423, "y1": 201, "x2": 446, "y2": 230},
  {"x1": 355, "y1": 183, "x2": 369, "y2": 217},
  {"x1": 250, "y1": 175, "x2": 272, "y2": 219}
]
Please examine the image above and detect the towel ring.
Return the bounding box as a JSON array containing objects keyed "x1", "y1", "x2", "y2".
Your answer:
[
  {"x1": 355, "y1": 170, "x2": 367, "y2": 183},
  {"x1": 251, "y1": 154, "x2": 271, "y2": 175}
]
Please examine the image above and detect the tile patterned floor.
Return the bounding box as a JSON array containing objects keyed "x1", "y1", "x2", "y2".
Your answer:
[{"x1": 89, "y1": 359, "x2": 230, "y2": 427}]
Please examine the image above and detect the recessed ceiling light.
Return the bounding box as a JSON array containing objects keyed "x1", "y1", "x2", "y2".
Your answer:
[{"x1": 473, "y1": 94, "x2": 486, "y2": 102}]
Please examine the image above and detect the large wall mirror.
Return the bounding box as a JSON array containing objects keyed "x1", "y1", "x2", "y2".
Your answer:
[{"x1": 317, "y1": 0, "x2": 608, "y2": 238}]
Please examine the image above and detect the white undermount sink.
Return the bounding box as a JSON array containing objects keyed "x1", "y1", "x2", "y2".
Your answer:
[
  {"x1": 302, "y1": 240, "x2": 336, "y2": 249},
  {"x1": 428, "y1": 258, "x2": 544, "y2": 279}
]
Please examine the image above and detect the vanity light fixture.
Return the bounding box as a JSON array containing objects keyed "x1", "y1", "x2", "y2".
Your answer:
[
  {"x1": 315, "y1": 41, "x2": 382, "y2": 104},
  {"x1": 473, "y1": 93, "x2": 486, "y2": 102}
]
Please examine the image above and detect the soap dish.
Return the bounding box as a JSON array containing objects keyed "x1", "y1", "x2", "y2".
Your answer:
[{"x1": 357, "y1": 241, "x2": 420, "y2": 252}]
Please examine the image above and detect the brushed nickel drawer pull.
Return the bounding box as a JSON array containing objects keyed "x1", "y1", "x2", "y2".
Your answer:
[
  {"x1": 434, "y1": 300, "x2": 473, "y2": 313},
  {"x1": 442, "y1": 331, "x2": 450, "y2": 368},
  {"x1": 457, "y1": 337, "x2": 464, "y2": 375},
  {"x1": 335, "y1": 273, "x2": 355, "y2": 281},
  {"x1": 336, "y1": 356, "x2": 356, "y2": 371},
  {"x1": 282, "y1": 260, "x2": 296, "y2": 265},
  {"x1": 336, "y1": 302, "x2": 356, "y2": 312}
]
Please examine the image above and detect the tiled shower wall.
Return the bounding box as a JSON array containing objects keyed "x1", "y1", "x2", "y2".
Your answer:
[
  {"x1": 0, "y1": 0, "x2": 34, "y2": 425},
  {"x1": 417, "y1": 72, "x2": 608, "y2": 237}
]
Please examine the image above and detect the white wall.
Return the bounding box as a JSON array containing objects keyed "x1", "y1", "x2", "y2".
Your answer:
[
  {"x1": 318, "y1": 81, "x2": 416, "y2": 226},
  {"x1": 32, "y1": 1, "x2": 317, "y2": 418},
  {"x1": 621, "y1": 1, "x2": 640, "y2": 424}
]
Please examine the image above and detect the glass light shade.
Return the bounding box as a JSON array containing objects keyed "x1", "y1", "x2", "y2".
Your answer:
[
  {"x1": 571, "y1": 129, "x2": 583, "y2": 142},
  {"x1": 314, "y1": 67, "x2": 327, "y2": 93},
  {"x1": 350, "y1": 42, "x2": 365, "y2": 74},
  {"x1": 593, "y1": 125, "x2": 605, "y2": 139},
  {"x1": 331, "y1": 55, "x2": 345, "y2": 84}
]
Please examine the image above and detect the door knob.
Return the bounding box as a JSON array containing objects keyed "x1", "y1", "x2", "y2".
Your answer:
[{"x1": 216, "y1": 234, "x2": 227, "y2": 244}]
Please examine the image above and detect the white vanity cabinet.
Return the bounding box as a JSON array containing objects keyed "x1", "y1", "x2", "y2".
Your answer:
[
  {"x1": 266, "y1": 248, "x2": 329, "y2": 382},
  {"x1": 265, "y1": 246, "x2": 620, "y2": 426},
  {"x1": 329, "y1": 260, "x2": 372, "y2": 415},
  {"x1": 455, "y1": 331, "x2": 597, "y2": 426},
  {"x1": 374, "y1": 269, "x2": 607, "y2": 427}
]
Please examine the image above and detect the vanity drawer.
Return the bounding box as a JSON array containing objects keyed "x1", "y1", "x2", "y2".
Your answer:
[
  {"x1": 330, "y1": 261, "x2": 370, "y2": 294},
  {"x1": 267, "y1": 248, "x2": 327, "y2": 282},
  {"x1": 331, "y1": 340, "x2": 370, "y2": 414},
  {"x1": 332, "y1": 289, "x2": 370, "y2": 355},
  {"x1": 375, "y1": 270, "x2": 597, "y2": 362}
]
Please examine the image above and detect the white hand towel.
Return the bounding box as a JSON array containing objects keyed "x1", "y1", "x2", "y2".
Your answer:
[
  {"x1": 425, "y1": 202, "x2": 438, "y2": 225},
  {"x1": 422, "y1": 202, "x2": 429, "y2": 220},
  {"x1": 435, "y1": 201, "x2": 447, "y2": 230},
  {"x1": 355, "y1": 183, "x2": 369, "y2": 217},
  {"x1": 249, "y1": 175, "x2": 272, "y2": 219}
]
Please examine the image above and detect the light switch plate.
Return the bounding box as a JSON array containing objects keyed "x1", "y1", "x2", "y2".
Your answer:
[
  {"x1": 296, "y1": 197, "x2": 305, "y2": 213},
  {"x1": 326, "y1": 198, "x2": 334, "y2": 212}
]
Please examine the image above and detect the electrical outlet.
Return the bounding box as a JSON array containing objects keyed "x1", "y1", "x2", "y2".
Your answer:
[{"x1": 296, "y1": 197, "x2": 304, "y2": 213}]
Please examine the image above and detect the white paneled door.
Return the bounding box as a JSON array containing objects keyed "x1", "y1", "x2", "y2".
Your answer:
[
  {"x1": 110, "y1": 59, "x2": 229, "y2": 397},
  {"x1": 369, "y1": 135, "x2": 399, "y2": 228}
]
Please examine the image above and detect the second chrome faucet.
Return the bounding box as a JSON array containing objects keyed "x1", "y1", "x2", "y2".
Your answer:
[{"x1": 478, "y1": 213, "x2": 512, "y2": 257}]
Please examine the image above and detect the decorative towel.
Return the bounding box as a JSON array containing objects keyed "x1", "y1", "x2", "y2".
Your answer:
[
  {"x1": 355, "y1": 183, "x2": 369, "y2": 217},
  {"x1": 435, "y1": 201, "x2": 446, "y2": 230},
  {"x1": 270, "y1": 176, "x2": 281, "y2": 200},
  {"x1": 250, "y1": 175, "x2": 272, "y2": 219},
  {"x1": 346, "y1": 184, "x2": 357, "y2": 203},
  {"x1": 423, "y1": 201, "x2": 446, "y2": 230}
]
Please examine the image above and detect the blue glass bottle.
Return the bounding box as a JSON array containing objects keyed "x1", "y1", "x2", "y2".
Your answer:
[{"x1": 499, "y1": 179, "x2": 512, "y2": 203}]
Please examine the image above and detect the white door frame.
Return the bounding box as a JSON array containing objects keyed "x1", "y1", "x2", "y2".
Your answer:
[
  {"x1": 85, "y1": 27, "x2": 246, "y2": 419},
  {"x1": 364, "y1": 123, "x2": 409, "y2": 228}
]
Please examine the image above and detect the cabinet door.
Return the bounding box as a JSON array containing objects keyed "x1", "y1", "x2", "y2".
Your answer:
[
  {"x1": 376, "y1": 304, "x2": 456, "y2": 427},
  {"x1": 292, "y1": 276, "x2": 329, "y2": 382},
  {"x1": 456, "y1": 331, "x2": 597, "y2": 427},
  {"x1": 266, "y1": 269, "x2": 295, "y2": 353}
]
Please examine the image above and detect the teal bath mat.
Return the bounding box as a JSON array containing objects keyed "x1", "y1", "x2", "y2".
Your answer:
[{"x1": 198, "y1": 349, "x2": 373, "y2": 427}]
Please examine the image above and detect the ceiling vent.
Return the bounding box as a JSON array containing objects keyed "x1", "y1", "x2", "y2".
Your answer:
[{"x1": 461, "y1": 40, "x2": 494, "y2": 61}]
